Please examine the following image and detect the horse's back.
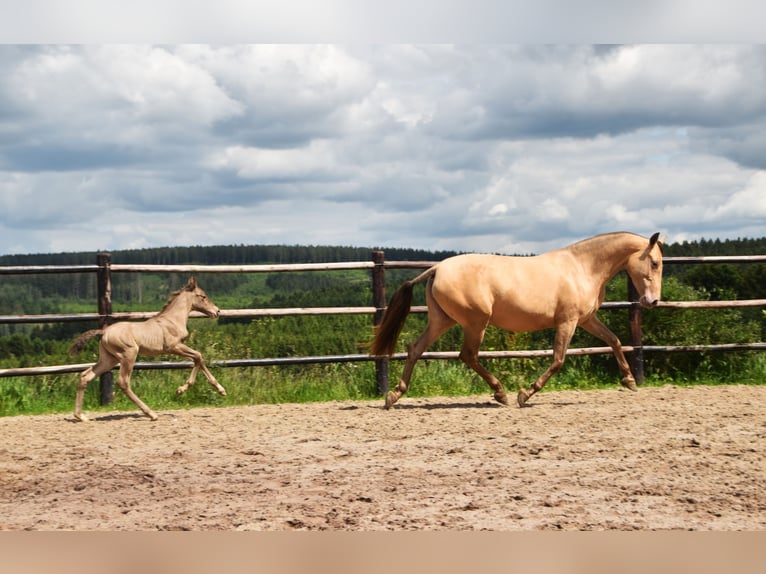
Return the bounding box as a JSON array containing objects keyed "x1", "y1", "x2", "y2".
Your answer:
[
  {"x1": 430, "y1": 251, "x2": 583, "y2": 331},
  {"x1": 101, "y1": 320, "x2": 166, "y2": 355}
]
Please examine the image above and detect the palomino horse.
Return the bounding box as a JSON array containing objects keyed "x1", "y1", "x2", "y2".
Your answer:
[
  {"x1": 370, "y1": 232, "x2": 664, "y2": 409},
  {"x1": 69, "y1": 276, "x2": 225, "y2": 421}
]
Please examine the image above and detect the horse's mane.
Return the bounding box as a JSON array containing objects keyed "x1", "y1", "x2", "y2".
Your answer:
[
  {"x1": 566, "y1": 232, "x2": 664, "y2": 260},
  {"x1": 157, "y1": 287, "x2": 187, "y2": 315}
]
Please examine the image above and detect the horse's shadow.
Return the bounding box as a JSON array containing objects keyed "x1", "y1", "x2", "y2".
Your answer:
[
  {"x1": 347, "y1": 399, "x2": 582, "y2": 411},
  {"x1": 341, "y1": 400, "x2": 522, "y2": 411},
  {"x1": 64, "y1": 412, "x2": 176, "y2": 423}
]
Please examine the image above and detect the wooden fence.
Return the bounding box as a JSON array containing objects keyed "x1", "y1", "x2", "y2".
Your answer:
[{"x1": 1, "y1": 252, "x2": 765, "y2": 404}]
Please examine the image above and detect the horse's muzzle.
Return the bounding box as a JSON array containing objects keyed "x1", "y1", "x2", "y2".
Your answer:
[{"x1": 639, "y1": 296, "x2": 659, "y2": 308}]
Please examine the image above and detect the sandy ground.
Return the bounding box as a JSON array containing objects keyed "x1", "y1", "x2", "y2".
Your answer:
[{"x1": 0, "y1": 384, "x2": 764, "y2": 531}]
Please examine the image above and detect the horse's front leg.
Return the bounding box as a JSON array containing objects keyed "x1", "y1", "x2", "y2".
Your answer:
[
  {"x1": 518, "y1": 320, "x2": 577, "y2": 407},
  {"x1": 580, "y1": 316, "x2": 637, "y2": 392},
  {"x1": 172, "y1": 344, "x2": 226, "y2": 396}
]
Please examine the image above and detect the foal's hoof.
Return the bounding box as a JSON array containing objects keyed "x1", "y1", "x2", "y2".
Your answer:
[
  {"x1": 73, "y1": 412, "x2": 89, "y2": 422},
  {"x1": 217, "y1": 386, "x2": 227, "y2": 396},
  {"x1": 384, "y1": 391, "x2": 398, "y2": 410},
  {"x1": 620, "y1": 377, "x2": 638, "y2": 392},
  {"x1": 493, "y1": 391, "x2": 509, "y2": 406},
  {"x1": 517, "y1": 390, "x2": 531, "y2": 407}
]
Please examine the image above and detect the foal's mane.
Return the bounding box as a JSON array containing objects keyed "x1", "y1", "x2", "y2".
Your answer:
[{"x1": 157, "y1": 286, "x2": 190, "y2": 314}]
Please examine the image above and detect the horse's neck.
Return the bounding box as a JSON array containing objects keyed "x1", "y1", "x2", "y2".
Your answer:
[
  {"x1": 570, "y1": 234, "x2": 640, "y2": 283},
  {"x1": 155, "y1": 292, "x2": 192, "y2": 326}
]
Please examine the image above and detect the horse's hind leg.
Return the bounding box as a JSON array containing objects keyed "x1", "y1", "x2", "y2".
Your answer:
[
  {"x1": 385, "y1": 307, "x2": 455, "y2": 409},
  {"x1": 459, "y1": 324, "x2": 509, "y2": 406},
  {"x1": 116, "y1": 351, "x2": 158, "y2": 421},
  {"x1": 74, "y1": 367, "x2": 97, "y2": 422},
  {"x1": 74, "y1": 351, "x2": 118, "y2": 422}
]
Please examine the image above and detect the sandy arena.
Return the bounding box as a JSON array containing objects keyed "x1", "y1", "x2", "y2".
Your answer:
[{"x1": 0, "y1": 384, "x2": 763, "y2": 530}]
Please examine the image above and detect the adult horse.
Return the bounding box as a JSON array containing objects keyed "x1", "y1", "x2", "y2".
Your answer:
[
  {"x1": 370, "y1": 232, "x2": 664, "y2": 409},
  {"x1": 69, "y1": 276, "x2": 225, "y2": 421}
]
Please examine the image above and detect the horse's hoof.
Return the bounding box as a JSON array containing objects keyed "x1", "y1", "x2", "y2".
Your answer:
[
  {"x1": 517, "y1": 390, "x2": 530, "y2": 407},
  {"x1": 175, "y1": 386, "x2": 187, "y2": 396},
  {"x1": 73, "y1": 413, "x2": 89, "y2": 422},
  {"x1": 384, "y1": 391, "x2": 398, "y2": 410},
  {"x1": 620, "y1": 377, "x2": 638, "y2": 392},
  {"x1": 494, "y1": 391, "x2": 509, "y2": 406},
  {"x1": 217, "y1": 387, "x2": 227, "y2": 396},
  {"x1": 147, "y1": 412, "x2": 159, "y2": 421}
]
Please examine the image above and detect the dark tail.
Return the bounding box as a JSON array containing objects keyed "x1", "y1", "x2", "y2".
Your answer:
[
  {"x1": 69, "y1": 329, "x2": 104, "y2": 355},
  {"x1": 369, "y1": 267, "x2": 436, "y2": 357}
]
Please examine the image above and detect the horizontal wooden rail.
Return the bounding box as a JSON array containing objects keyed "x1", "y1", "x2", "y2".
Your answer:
[
  {"x1": 109, "y1": 262, "x2": 375, "y2": 273},
  {"x1": 3, "y1": 299, "x2": 764, "y2": 325},
  {"x1": 0, "y1": 265, "x2": 100, "y2": 275},
  {"x1": 2, "y1": 343, "x2": 765, "y2": 378}
]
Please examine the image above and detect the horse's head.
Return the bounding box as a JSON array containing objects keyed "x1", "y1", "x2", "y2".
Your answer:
[
  {"x1": 185, "y1": 276, "x2": 220, "y2": 318},
  {"x1": 625, "y1": 232, "x2": 664, "y2": 308}
]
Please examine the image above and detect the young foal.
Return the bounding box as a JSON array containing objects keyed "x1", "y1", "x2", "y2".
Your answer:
[
  {"x1": 371, "y1": 232, "x2": 664, "y2": 409},
  {"x1": 70, "y1": 276, "x2": 225, "y2": 421}
]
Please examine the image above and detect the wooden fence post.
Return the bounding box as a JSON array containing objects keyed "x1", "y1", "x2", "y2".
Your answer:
[
  {"x1": 627, "y1": 276, "x2": 645, "y2": 385},
  {"x1": 372, "y1": 250, "x2": 389, "y2": 395},
  {"x1": 97, "y1": 253, "x2": 114, "y2": 405}
]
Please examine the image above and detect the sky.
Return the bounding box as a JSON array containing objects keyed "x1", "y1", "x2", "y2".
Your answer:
[{"x1": 1, "y1": 10, "x2": 765, "y2": 256}]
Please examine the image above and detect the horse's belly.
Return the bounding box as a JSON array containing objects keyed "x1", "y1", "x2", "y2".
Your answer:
[{"x1": 490, "y1": 307, "x2": 556, "y2": 332}]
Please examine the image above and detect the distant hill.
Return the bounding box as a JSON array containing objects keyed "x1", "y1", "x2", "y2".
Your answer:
[
  {"x1": 0, "y1": 244, "x2": 460, "y2": 266},
  {"x1": 2, "y1": 236, "x2": 765, "y2": 266}
]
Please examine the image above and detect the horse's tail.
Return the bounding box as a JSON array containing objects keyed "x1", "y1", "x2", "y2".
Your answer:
[
  {"x1": 369, "y1": 267, "x2": 437, "y2": 357},
  {"x1": 69, "y1": 329, "x2": 104, "y2": 355}
]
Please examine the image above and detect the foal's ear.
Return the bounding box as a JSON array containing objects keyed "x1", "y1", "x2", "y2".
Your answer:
[{"x1": 186, "y1": 276, "x2": 197, "y2": 290}]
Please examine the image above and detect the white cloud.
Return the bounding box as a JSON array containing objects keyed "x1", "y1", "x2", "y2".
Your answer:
[
  {"x1": 206, "y1": 140, "x2": 343, "y2": 181},
  {"x1": 1, "y1": 44, "x2": 765, "y2": 256},
  {"x1": 710, "y1": 172, "x2": 766, "y2": 220}
]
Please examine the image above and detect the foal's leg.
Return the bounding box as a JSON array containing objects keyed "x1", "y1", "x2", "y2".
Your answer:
[
  {"x1": 74, "y1": 350, "x2": 118, "y2": 422},
  {"x1": 458, "y1": 323, "x2": 509, "y2": 406},
  {"x1": 171, "y1": 343, "x2": 226, "y2": 396},
  {"x1": 385, "y1": 307, "x2": 455, "y2": 409},
  {"x1": 517, "y1": 320, "x2": 578, "y2": 407},
  {"x1": 580, "y1": 316, "x2": 637, "y2": 392},
  {"x1": 115, "y1": 349, "x2": 159, "y2": 421}
]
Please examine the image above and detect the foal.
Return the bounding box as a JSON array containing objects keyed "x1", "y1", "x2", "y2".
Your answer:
[{"x1": 70, "y1": 276, "x2": 225, "y2": 421}]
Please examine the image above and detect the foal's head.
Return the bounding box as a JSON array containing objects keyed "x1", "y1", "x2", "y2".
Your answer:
[
  {"x1": 183, "y1": 276, "x2": 220, "y2": 318},
  {"x1": 625, "y1": 232, "x2": 664, "y2": 308}
]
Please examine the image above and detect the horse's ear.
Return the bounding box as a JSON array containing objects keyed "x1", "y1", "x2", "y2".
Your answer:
[
  {"x1": 648, "y1": 232, "x2": 660, "y2": 248},
  {"x1": 186, "y1": 276, "x2": 197, "y2": 290}
]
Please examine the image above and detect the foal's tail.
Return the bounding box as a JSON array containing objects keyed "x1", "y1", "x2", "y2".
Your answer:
[
  {"x1": 69, "y1": 329, "x2": 104, "y2": 355},
  {"x1": 369, "y1": 267, "x2": 437, "y2": 357}
]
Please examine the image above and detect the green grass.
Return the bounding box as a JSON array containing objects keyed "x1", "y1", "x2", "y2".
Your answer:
[{"x1": 3, "y1": 352, "x2": 765, "y2": 418}]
